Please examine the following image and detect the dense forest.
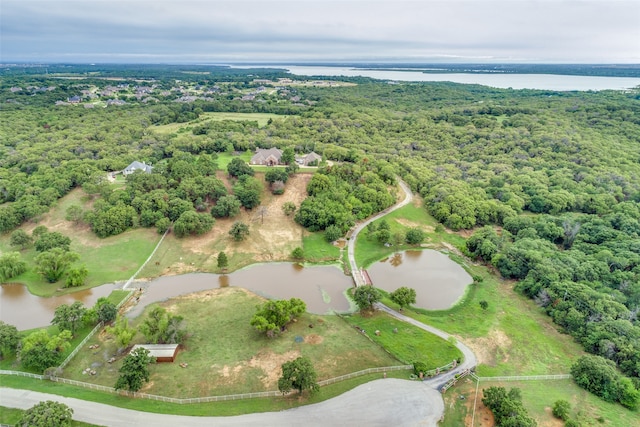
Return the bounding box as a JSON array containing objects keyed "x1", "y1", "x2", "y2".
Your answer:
[{"x1": 1, "y1": 65, "x2": 639, "y2": 392}]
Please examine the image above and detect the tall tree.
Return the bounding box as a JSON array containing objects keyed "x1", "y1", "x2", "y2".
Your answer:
[
  {"x1": 0, "y1": 321, "x2": 19, "y2": 359},
  {"x1": 353, "y1": 286, "x2": 381, "y2": 312},
  {"x1": 51, "y1": 301, "x2": 87, "y2": 335},
  {"x1": 34, "y1": 248, "x2": 79, "y2": 283},
  {"x1": 278, "y1": 356, "x2": 319, "y2": 395},
  {"x1": 390, "y1": 287, "x2": 417, "y2": 310},
  {"x1": 0, "y1": 252, "x2": 27, "y2": 282},
  {"x1": 229, "y1": 221, "x2": 250, "y2": 241},
  {"x1": 19, "y1": 329, "x2": 72, "y2": 373},
  {"x1": 251, "y1": 298, "x2": 306, "y2": 338},
  {"x1": 115, "y1": 347, "x2": 155, "y2": 392}
]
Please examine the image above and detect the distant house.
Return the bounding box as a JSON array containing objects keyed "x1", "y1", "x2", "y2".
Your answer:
[
  {"x1": 67, "y1": 96, "x2": 82, "y2": 104},
  {"x1": 250, "y1": 148, "x2": 283, "y2": 166},
  {"x1": 123, "y1": 161, "x2": 153, "y2": 175},
  {"x1": 296, "y1": 151, "x2": 322, "y2": 166},
  {"x1": 130, "y1": 344, "x2": 179, "y2": 363}
]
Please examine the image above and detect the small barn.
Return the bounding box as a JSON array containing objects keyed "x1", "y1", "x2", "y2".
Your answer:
[{"x1": 130, "y1": 344, "x2": 179, "y2": 363}]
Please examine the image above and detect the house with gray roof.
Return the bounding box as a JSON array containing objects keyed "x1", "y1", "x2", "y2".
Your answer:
[
  {"x1": 250, "y1": 148, "x2": 283, "y2": 166},
  {"x1": 123, "y1": 161, "x2": 153, "y2": 175}
]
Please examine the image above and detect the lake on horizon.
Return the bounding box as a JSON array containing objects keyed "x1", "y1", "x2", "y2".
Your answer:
[{"x1": 231, "y1": 64, "x2": 640, "y2": 91}]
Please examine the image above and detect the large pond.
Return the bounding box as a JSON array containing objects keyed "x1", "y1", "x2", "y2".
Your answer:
[
  {"x1": 1, "y1": 264, "x2": 353, "y2": 330},
  {"x1": 126, "y1": 264, "x2": 353, "y2": 319},
  {"x1": 0, "y1": 282, "x2": 122, "y2": 331},
  {"x1": 2, "y1": 251, "x2": 471, "y2": 330},
  {"x1": 367, "y1": 250, "x2": 472, "y2": 310}
]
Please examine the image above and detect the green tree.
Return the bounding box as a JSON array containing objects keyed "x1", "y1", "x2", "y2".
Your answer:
[
  {"x1": 376, "y1": 228, "x2": 391, "y2": 244},
  {"x1": 211, "y1": 195, "x2": 242, "y2": 218},
  {"x1": 571, "y1": 354, "x2": 639, "y2": 409},
  {"x1": 51, "y1": 301, "x2": 86, "y2": 336},
  {"x1": 217, "y1": 251, "x2": 228, "y2": 269},
  {"x1": 552, "y1": 399, "x2": 571, "y2": 421},
  {"x1": 251, "y1": 298, "x2": 306, "y2": 338},
  {"x1": 227, "y1": 157, "x2": 254, "y2": 178},
  {"x1": 173, "y1": 211, "x2": 215, "y2": 238},
  {"x1": 155, "y1": 217, "x2": 171, "y2": 234},
  {"x1": 233, "y1": 175, "x2": 262, "y2": 209},
  {"x1": 405, "y1": 228, "x2": 425, "y2": 245},
  {"x1": 482, "y1": 386, "x2": 536, "y2": 427},
  {"x1": 278, "y1": 356, "x2": 319, "y2": 395},
  {"x1": 65, "y1": 265, "x2": 88, "y2": 288},
  {"x1": 229, "y1": 221, "x2": 250, "y2": 241},
  {"x1": 34, "y1": 248, "x2": 79, "y2": 283},
  {"x1": 479, "y1": 300, "x2": 489, "y2": 310},
  {"x1": 0, "y1": 321, "x2": 19, "y2": 359},
  {"x1": 282, "y1": 201, "x2": 296, "y2": 216},
  {"x1": 390, "y1": 287, "x2": 417, "y2": 310},
  {"x1": 106, "y1": 316, "x2": 136, "y2": 350},
  {"x1": 10, "y1": 229, "x2": 32, "y2": 250},
  {"x1": 65, "y1": 204, "x2": 84, "y2": 223},
  {"x1": 95, "y1": 298, "x2": 117, "y2": 324},
  {"x1": 34, "y1": 231, "x2": 71, "y2": 252},
  {"x1": 324, "y1": 224, "x2": 342, "y2": 242},
  {"x1": 265, "y1": 168, "x2": 289, "y2": 184},
  {"x1": 291, "y1": 247, "x2": 304, "y2": 260},
  {"x1": 17, "y1": 401, "x2": 73, "y2": 427},
  {"x1": 281, "y1": 147, "x2": 295, "y2": 165},
  {"x1": 140, "y1": 306, "x2": 186, "y2": 344},
  {"x1": 20, "y1": 329, "x2": 72, "y2": 372},
  {"x1": 0, "y1": 252, "x2": 27, "y2": 282},
  {"x1": 115, "y1": 347, "x2": 155, "y2": 392},
  {"x1": 353, "y1": 286, "x2": 381, "y2": 312}
]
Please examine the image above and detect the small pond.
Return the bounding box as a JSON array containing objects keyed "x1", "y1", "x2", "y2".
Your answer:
[{"x1": 367, "y1": 250, "x2": 472, "y2": 310}]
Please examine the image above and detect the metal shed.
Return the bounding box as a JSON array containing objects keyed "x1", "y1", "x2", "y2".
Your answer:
[{"x1": 130, "y1": 344, "x2": 179, "y2": 363}]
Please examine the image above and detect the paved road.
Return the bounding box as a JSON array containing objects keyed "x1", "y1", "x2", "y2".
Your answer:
[{"x1": 1, "y1": 379, "x2": 444, "y2": 427}]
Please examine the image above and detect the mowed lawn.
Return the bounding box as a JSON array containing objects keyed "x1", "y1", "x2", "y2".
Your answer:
[{"x1": 63, "y1": 288, "x2": 400, "y2": 398}]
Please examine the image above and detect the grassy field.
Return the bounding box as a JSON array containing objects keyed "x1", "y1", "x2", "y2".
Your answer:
[
  {"x1": 0, "y1": 188, "x2": 160, "y2": 296},
  {"x1": 301, "y1": 232, "x2": 341, "y2": 263},
  {"x1": 342, "y1": 311, "x2": 462, "y2": 368},
  {"x1": 152, "y1": 112, "x2": 288, "y2": 135},
  {"x1": 62, "y1": 287, "x2": 400, "y2": 398},
  {"x1": 441, "y1": 377, "x2": 640, "y2": 427}
]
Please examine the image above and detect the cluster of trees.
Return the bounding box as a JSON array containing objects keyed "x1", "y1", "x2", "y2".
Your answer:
[
  {"x1": 0, "y1": 298, "x2": 116, "y2": 372},
  {"x1": 250, "y1": 298, "x2": 306, "y2": 338},
  {"x1": 16, "y1": 401, "x2": 74, "y2": 427},
  {"x1": 365, "y1": 219, "x2": 425, "y2": 246},
  {"x1": 295, "y1": 162, "x2": 395, "y2": 235},
  {"x1": 482, "y1": 386, "x2": 536, "y2": 427},
  {"x1": 571, "y1": 355, "x2": 639, "y2": 409},
  {"x1": 466, "y1": 210, "x2": 640, "y2": 387}
]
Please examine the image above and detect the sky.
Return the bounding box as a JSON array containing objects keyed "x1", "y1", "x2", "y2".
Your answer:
[{"x1": 2, "y1": 0, "x2": 639, "y2": 64}]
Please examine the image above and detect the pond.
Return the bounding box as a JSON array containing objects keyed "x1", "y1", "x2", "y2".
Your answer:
[
  {"x1": 126, "y1": 264, "x2": 353, "y2": 319},
  {"x1": 366, "y1": 250, "x2": 472, "y2": 310},
  {"x1": 1, "y1": 264, "x2": 353, "y2": 330},
  {"x1": 0, "y1": 282, "x2": 122, "y2": 331}
]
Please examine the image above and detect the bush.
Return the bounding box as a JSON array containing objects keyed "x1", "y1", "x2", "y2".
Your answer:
[
  {"x1": 291, "y1": 247, "x2": 304, "y2": 260},
  {"x1": 324, "y1": 224, "x2": 343, "y2": 242},
  {"x1": 413, "y1": 361, "x2": 428, "y2": 376},
  {"x1": 552, "y1": 399, "x2": 571, "y2": 421}
]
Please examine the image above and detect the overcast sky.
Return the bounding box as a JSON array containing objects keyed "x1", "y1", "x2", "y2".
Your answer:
[{"x1": 2, "y1": 0, "x2": 639, "y2": 64}]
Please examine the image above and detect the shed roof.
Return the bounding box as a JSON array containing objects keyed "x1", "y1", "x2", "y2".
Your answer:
[{"x1": 130, "y1": 344, "x2": 179, "y2": 359}]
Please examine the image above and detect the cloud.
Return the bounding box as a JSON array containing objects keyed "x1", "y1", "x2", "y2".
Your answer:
[{"x1": 2, "y1": 0, "x2": 639, "y2": 63}]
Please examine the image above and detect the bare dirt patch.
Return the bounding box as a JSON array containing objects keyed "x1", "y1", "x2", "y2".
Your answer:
[
  {"x1": 395, "y1": 218, "x2": 435, "y2": 232},
  {"x1": 248, "y1": 350, "x2": 301, "y2": 388},
  {"x1": 179, "y1": 173, "x2": 312, "y2": 263},
  {"x1": 304, "y1": 334, "x2": 324, "y2": 345},
  {"x1": 463, "y1": 329, "x2": 512, "y2": 367}
]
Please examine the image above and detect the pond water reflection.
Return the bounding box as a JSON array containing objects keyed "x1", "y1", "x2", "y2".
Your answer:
[{"x1": 367, "y1": 250, "x2": 472, "y2": 310}]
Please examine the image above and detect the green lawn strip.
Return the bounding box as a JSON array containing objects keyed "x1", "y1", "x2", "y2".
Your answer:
[
  {"x1": 216, "y1": 151, "x2": 252, "y2": 171},
  {"x1": 62, "y1": 288, "x2": 398, "y2": 398},
  {"x1": 341, "y1": 311, "x2": 461, "y2": 368},
  {"x1": 0, "y1": 370, "x2": 411, "y2": 417},
  {"x1": 0, "y1": 406, "x2": 98, "y2": 427},
  {"x1": 302, "y1": 232, "x2": 340, "y2": 262}
]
